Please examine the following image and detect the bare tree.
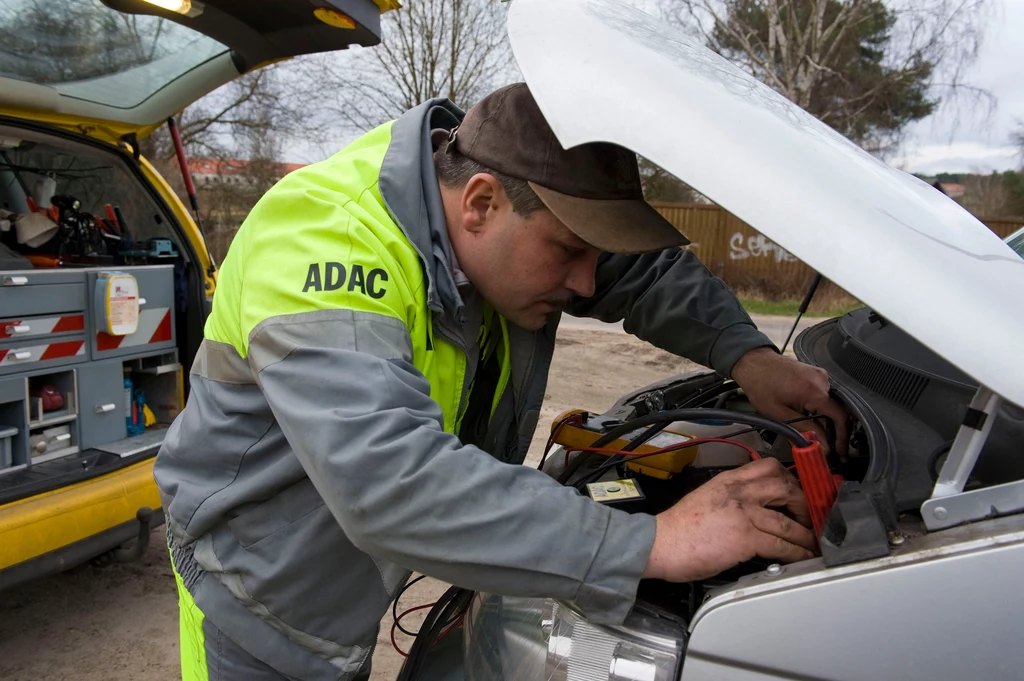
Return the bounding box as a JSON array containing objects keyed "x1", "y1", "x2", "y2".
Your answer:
[
  {"x1": 661, "y1": 0, "x2": 993, "y2": 154},
  {"x1": 1015, "y1": 119, "x2": 1024, "y2": 169},
  {"x1": 138, "y1": 65, "x2": 303, "y2": 257},
  {"x1": 302, "y1": 0, "x2": 514, "y2": 133},
  {"x1": 142, "y1": 67, "x2": 299, "y2": 163},
  {"x1": 959, "y1": 172, "x2": 1009, "y2": 217},
  {"x1": 639, "y1": 158, "x2": 708, "y2": 202}
]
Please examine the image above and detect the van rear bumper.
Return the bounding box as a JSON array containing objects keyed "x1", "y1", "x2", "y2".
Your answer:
[{"x1": 0, "y1": 459, "x2": 163, "y2": 590}]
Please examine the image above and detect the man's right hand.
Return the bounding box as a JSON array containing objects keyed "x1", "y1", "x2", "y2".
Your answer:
[{"x1": 642, "y1": 458, "x2": 816, "y2": 582}]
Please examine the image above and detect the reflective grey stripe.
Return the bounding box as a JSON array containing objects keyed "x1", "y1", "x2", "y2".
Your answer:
[
  {"x1": 247, "y1": 309, "x2": 413, "y2": 373},
  {"x1": 193, "y1": 535, "x2": 371, "y2": 674},
  {"x1": 191, "y1": 339, "x2": 254, "y2": 385}
]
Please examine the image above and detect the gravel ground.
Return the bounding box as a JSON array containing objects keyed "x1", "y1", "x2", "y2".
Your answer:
[{"x1": 0, "y1": 325, "x2": 700, "y2": 681}]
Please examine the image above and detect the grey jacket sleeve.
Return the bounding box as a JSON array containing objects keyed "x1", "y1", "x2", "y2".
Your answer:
[
  {"x1": 247, "y1": 310, "x2": 655, "y2": 626},
  {"x1": 568, "y1": 249, "x2": 775, "y2": 377}
]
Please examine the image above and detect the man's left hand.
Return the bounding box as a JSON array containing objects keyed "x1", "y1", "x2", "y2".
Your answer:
[{"x1": 731, "y1": 347, "x2": 849, "y2": 458}]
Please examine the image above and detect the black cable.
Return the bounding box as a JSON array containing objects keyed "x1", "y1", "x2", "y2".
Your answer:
[
  {"x1": 716, "y1": 414, "x2": 829, "y2": 440},
  {"x1": 576, "y1": 414, "x2": 840, "y2": 489},
  {"x1": 587, "y1": 422, "x2": 669, "y2": 485},
  {"x1": 713, "y1": 389, "x2": 737, "y2": 410},
  {"x1": 439, "y1": 590, "x2": 472, "y2": 629},
  {"x1": 537, "y1": 412, "x2": 584, "y2": 471},
  {"x1": 677, "y1": 379, "x2": 738, "y2": 408},
  {"x1": 392, "y1": 574, "x2": 428, "y2": 637},
  {"x1": 395, "y1": 590, "x2": 454, "y2": 681},
  {"x1": 556, "y1": 408, "x2": 811, "y2": 485},
  {"x1": 721, "y1": 413, "x2": 836, "y2": 455},
  {"x1": 396, "y1": 586, "x2": 472, "y2": 681}
]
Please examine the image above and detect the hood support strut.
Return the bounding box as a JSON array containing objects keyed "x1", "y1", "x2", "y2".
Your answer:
[
  {"x1": 166, "y1": 116, "x2": 216, "y2": 277},
  {"x1": 921, "y1": 387, "x2": 1024, "y2": 530}
]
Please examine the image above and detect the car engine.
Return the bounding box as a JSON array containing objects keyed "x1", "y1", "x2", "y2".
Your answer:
[{"x1": 539, "y1": 306, "x2": 1024, "y2": 624}]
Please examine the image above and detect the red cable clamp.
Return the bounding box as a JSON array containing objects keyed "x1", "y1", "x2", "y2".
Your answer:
[{"x1": 791, "y1": 431, "x2": 840, "y2": 539}]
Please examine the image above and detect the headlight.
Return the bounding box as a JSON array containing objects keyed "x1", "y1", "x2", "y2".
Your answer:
[{"x1": 464, "y1": 593, "x2": 686, "y2": 681}]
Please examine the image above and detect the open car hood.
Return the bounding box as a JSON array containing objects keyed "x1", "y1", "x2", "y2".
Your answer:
[
  {"x1": 0, "y1": 0, "x2": 393, "y2": 136},
  {"x1": 508, "y1": 0, "x2": 1024, "y2": 409}
]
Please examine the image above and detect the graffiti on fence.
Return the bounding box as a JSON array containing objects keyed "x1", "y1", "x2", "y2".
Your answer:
[{"x1": 728, "y1": 232, "x2": 798, "y2": 263}]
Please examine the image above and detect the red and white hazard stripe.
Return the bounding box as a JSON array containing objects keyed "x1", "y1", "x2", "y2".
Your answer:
[
  {"x1": 96, "y1": 307, "x2": 172, "y2": 352},
  {"x1": 0, "y1": 340, "x2": 85, "y2": 366},
  {"x1": 0, "y1": 314, "x2": 85, "y2": 339}
]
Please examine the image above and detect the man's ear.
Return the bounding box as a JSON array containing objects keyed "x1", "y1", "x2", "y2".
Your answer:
[{"x1": 460, "y1": 173, "x2": 506, "y2": 235}]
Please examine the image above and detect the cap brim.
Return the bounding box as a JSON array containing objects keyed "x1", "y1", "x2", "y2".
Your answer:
[{"x1": 528, "y1": 182, "x2": 689, "y2": 254}]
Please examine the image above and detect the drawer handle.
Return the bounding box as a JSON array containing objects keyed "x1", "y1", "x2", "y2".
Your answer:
[
  {"x1": 138, "y1": 297, "x2": 147, "y2": 306},
  {"x1": 2, "y1": 276, "x2": 27, "y2": 286},
  {"x1": 6, "y1": 325, "x2": 30, "y2": 335},
  {"x1": 95, "y1": 403, "x2": 116, "y2": 414},
  {"x1": 55, "y1": 433, "x2": 71, "y2": 442},
  {"x1": 11, "y1": 351, "x2": 32, "y2": 361}
]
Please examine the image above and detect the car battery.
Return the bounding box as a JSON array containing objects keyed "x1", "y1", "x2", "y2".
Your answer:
[{"x1": 550, "y1": 410, "x2": 700, "y2": 479}]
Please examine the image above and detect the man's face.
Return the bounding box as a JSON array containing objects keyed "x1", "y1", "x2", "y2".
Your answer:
[{"x1": 444, "y1": 174, "x2": 603, "y2": 330}]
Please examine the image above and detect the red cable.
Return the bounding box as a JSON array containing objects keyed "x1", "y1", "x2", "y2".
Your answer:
[
  {"x1": 535, "y1": 412, "x2": 581, "y2": 469},
  {"x1": 433, "y1": 611, "x2": 466, "y2": 648},
  {"x1": 390, "y1": 602, "x2": 437, "y2": 657}
]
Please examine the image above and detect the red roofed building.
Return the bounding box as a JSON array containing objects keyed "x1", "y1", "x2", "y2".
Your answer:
[
  {"x1": 188, "y1": 158, "x2": 307, "y2": 187},
  {"x1": 184, "y1": 158, "x2": 308, "y2": 261},
  {"x1": 934, "y1": 182, "x2": 966, "y2": 199}
]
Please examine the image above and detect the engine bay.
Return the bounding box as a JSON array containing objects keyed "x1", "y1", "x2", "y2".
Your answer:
[
  {"x1": 541, "y1": 371, "x2": 864, "y2": 622},
  {"x1": 541, "y1": 307, "x2": 1024, "y2": 624}
]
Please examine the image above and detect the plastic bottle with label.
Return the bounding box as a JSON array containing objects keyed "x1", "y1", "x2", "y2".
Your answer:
[{"x1": 669, "y1": 419, "x2": 767, "y2": 467}]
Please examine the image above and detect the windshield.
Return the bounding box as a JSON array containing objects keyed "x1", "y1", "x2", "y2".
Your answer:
[
  {"x1": 1007, "y1": 227, "x2": 1024, "y2": 258},
  {"x1": 0, "y1": 0, "x2": 229, "y2": 110}
]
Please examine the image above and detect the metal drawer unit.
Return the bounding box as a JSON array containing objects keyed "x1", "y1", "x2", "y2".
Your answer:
[
  {"x1": 77, "y1": 361, "x2": 127, "y2": 450},
  {"x1": 0, "y1": 270, "x2": 86, "y2": 318},
  {"x1": 0, "y1": 271, "x2": 88, "y2": 378},
  {"x1": 0, "y1": 337, "x2": 87, "y2": 376},
  {"x1": 0, "y1": 312, "x2": 86, "y2": 342},
  {"x1": 88, "y1": 266, "x2": 176, "y2": 362},
  {"x1": 0, "y1": 264, "x2": 180, "y2": 470}
]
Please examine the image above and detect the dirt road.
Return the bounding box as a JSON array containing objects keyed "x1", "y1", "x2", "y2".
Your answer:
[
  {"x1": 0, "y1": 326, "x2": 698, "y2": 681},
  {"x1": 559, "y1": 312, "x2": 819, "y2": 351}
]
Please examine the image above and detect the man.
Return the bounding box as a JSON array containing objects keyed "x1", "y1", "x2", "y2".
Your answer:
[{"x1": 155, "y1": 83, "x2": 847, "y2": 680}]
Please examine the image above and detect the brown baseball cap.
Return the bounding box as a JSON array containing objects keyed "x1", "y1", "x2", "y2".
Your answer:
[{"x1": 449, "y1": 83, "x2": 688, "y2": 254}]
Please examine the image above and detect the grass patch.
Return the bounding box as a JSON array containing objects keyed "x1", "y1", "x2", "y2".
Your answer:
[{"x1": 739, "y1": 297, "x2": 863, "y2": 318}]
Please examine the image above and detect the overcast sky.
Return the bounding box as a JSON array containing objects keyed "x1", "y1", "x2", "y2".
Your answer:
[
  {"x1": 290, "y1": 0, "x2": 1022, "y2": 176},
  {"x1": 892, "y1": 0, "x2": 1024, "y2": 175}
]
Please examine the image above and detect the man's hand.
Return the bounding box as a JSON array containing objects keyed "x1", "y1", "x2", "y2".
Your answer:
[
  {"x1": 643, "y1": 458, "x2": 816, "y2": 582},
  {"x1": 731, "y1": 347, "x2": 849, "y2": 458}
]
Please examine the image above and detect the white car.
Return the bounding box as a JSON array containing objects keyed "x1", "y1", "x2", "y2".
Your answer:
[{"x1": 398, "y1": 1, "x2": 1024, "y2": 680}]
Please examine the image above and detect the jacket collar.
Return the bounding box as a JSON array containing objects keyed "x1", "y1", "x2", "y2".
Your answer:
[{"x1": 378, "y1": 97, "x2": 467, "y2": 323}]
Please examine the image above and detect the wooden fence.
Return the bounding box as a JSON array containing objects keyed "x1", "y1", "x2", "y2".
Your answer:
[
  {"x1": 652, "y1": 202, "x2": 1024, "y2": 298},
  {"x1": 202, "y1": 198, "x2": 1022, "y2": 300}
]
